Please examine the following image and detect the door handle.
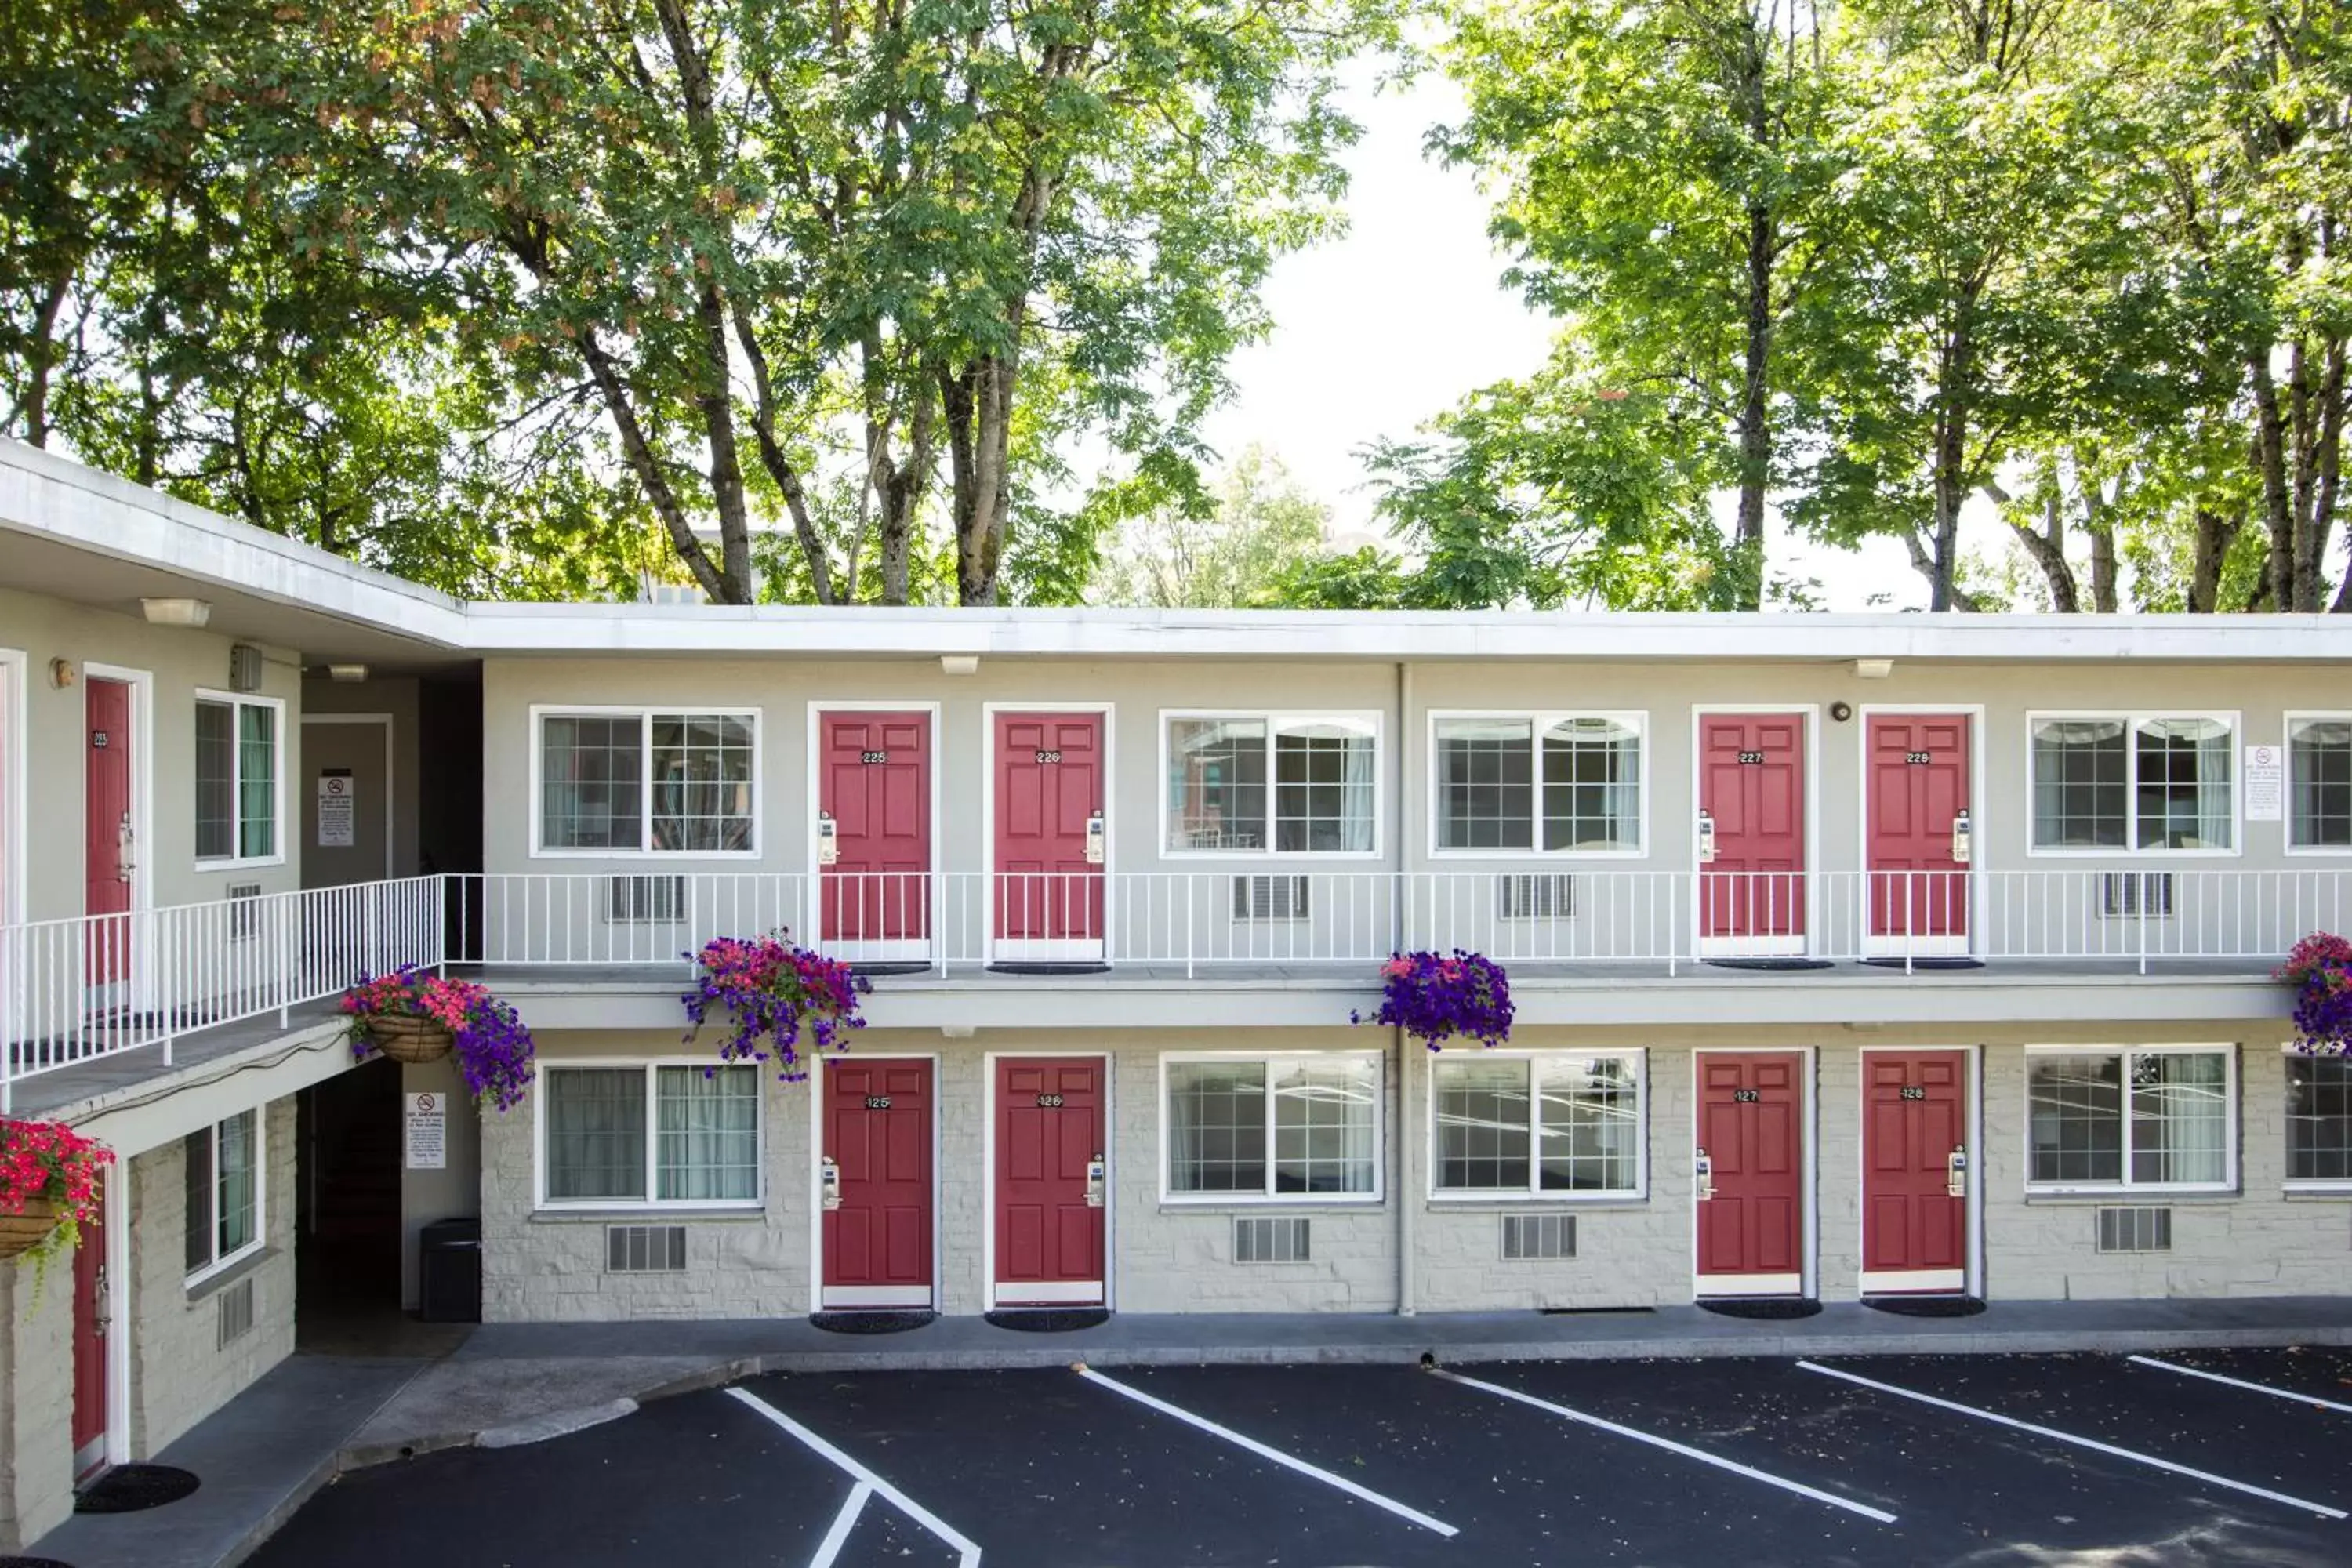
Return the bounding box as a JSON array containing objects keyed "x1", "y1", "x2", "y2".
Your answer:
[
  {"x1": 93, "y1": 1264, "x2": 109, "y2": 1338},
  {"x1": 1697, "y1": 811, "x2": 1717, "y2": 865},
  {"x1": 818, "y1": 1155, "x2": 842, "y2": 1211},
  {"x1": 1950, "y1": 808, "x2": 1973, "y2": 866},
  {"x1": 816, "y1": 812, "x2": 839, "y2": 866},
  {"x1": 1084, "y1": 813, "x2": 1105, "y2": 866},
  {"x1": 1693, "y1": 1149, "x2": 1714, "y2": 1201},
  {"x1": 1947, "y1": 1145, "x2": 1967, "y2": 1199},
  {"x1": 117, "y1": 813, "x2": 136, "y2": 884},
  {"x1": 1084, "y1": 1153, "x2": 1106, "y2": 1208}
]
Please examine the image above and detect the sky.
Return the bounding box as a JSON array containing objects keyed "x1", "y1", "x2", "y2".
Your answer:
[{"x1": 1194, "y1": 58, "x2": 1943, "y2": 612}]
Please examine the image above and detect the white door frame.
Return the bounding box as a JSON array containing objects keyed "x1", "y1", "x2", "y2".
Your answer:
[
  {"x1": 0, "y1": 647, "x2": 26, "y2": 929},
  {"x1": 1690, "y1": 1045, "x2": 1816, "y2": 1299},
  {"x1": 1689, "y1": 706, "x2": 1820, "y2": 958},
  {"x1": 804, "y1": 702, "x2": 943, "y2": 964},
  {"x1": 299, "y1": 713, "x2": 396, "y2": 883},
  {"x1": 82, "y1": 663, "x2": 154, "y2": 1013},
  {"x1": 1857, "y1": 706, "x2": 1984, "y2": 959},
  {"x1": 981, "y1": 1049, "x2": 1113, "y2": 1312},
  {"x1": 1854, "y1": 1043, "x2": 1983, "y2": 1298},
  {"x1": 807, "y1": 1050, "x2": 945, "y2": 1312},
  {"x1": 979, "y1": 702, "x2": 1116, "y2": 964}
]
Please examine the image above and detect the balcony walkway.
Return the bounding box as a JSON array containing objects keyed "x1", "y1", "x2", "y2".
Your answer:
[{"x1": 3, "y1": 998, "x2": 345, "y2": 1119}]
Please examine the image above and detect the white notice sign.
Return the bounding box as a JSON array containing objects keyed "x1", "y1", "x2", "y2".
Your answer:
[
  {"x1": 2245, "y1": 744, "x2": 2285, "y2": 823},
  {"x1": 318, "y1": 770, "x2": 356, "y2": 848},
  {"x1": 405, "y1": 1091, "x2": 448, "y2": 1171}
]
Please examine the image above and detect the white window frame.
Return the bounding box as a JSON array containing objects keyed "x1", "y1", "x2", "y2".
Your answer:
[
  {"x1": 193, "y1": 689, "x2": 286, "y2": 870},
  {"x1": 2284, "y1": 712, "x2": 2352, "y2": 856},
  {"x1": 2024, "y1": 711, "x2": 2241, "y2": 858},
  {"x1": 1158, "y1": 710, "x2": 1385, "y2": 860},
  {"x1": 2021, "y1": 1043, "x2": 2238, "y2": 1195},
  {"x1": 1427, "y1": 711, "x2": 1649, "y2": 860},
  {"x1": 2282, "y1": 1045, "x2": 2352, "y2": 1192},
  {"x1": 529, "y1": 705, "x2": 762, "y2": 859},
  {"x1": 532, "y1": 1059, "x2": 767, "y2": 1211},
  {"x1": 1157, "y1": 1050, "x2": 1386, "y2": 1205},
  {"x1": 1426, "y1": 1047, "x2": 1649, "y2": 1202},
  {"x1": 183, "y1": 1109, "x2": 266, "y2": 1287}
]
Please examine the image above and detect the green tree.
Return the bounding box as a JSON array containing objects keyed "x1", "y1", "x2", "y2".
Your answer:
[{"x1": 1092, "y1": 447, "x2": 1330, "y2": 608}]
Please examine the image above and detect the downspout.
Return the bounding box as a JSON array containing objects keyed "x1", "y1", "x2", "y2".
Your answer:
[{"x1": 1396, "y1": 659, "x2": 1415, "y2": 1316}]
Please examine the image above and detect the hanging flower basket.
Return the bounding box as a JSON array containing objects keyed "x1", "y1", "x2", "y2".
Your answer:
[
  {"x1": 344, "y1": 968, "x2": 536, "y2": 1112},
  {"x1": 0, "y1": 1200, "x2": 60, "y2": 1261},
  {"x1": 2277, "y1": 933, "x2": 2352, "y2": 1054},
  {"x1": 1353, "y1": 949, "x2": 1514, "y2": 1050},
  {"x1": 684, "y1": 932, "x2": 870, "y2": 1081},
  {"x1": 0, "y1": 1120, "x2": 114, "y2": 1282}
]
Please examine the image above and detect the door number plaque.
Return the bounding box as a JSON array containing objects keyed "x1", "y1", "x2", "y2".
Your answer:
[
  {"x1": 864, "y1": 1095, "x2": 892, "y2": 1110},
  {"x1": 1035, "y1": 749, "x2": 1062, "y2": 764},
  {"x1": 1905, "y1": 750, "x2": 1933, "y2": 764},
  {"x1": 1900, "y1": 1085, "x2": 1926, "y2": 1100},
  {"x1": 1733, "y1": 1088, "x2": 1760, "y2": 1103},
  {"x1": 1736, "y1": 750, "x2": 1765, "y2": 764},
  {"x1": 859, "y1": 750, "x2": 889, "y2": 764},
  {"x1": 1036, "y1": 1093, "x2": 1065, "y2": 1109}
]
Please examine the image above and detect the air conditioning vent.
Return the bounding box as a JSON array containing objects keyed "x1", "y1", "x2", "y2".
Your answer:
[
  {"x1": 1498, "y1": 874, "x2": 1574, "y2": 920},
  {"x1": 1232, "y1": 874, "x2": 1310, "y2": 922},
  {"x1": 2096, "y1": 1206, "x2": 2172, "y2": 1253},
  {"x1": 605, "y1": 1224, "x2": 688, "y2": 1272},
  {"x1": 1233, "y1": 1216, "x2": 1311, "y2": 1263},
  {"x1": 605, "y1": 874, "x2": 685, "y2": 924},
  {"x1": 216, "y1": 1276, "x2": 255, "y2": 1348},
  {"x1": 2100, "y1": 872, "x2": 2174, "y2": 919},
  {"x1": 227, "y1": 884, "x2": 263, "y2": 942},
  {"x1": 1501, "y1": 1213, "x2": 1577, "y2": 1260}
]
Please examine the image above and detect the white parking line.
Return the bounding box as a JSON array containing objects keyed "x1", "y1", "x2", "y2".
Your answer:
[
  {"x1": 724, "y1": 1386, "x2": 984, "y2": 1566},
  {"x1": 1798, "y1": 1360, "x2": 2348, "y2": 1520},
  {"x1": 808, "y1": 1482, "x2": 873, "y2": 1568},
  {"x1": 1076, "y1": 1367, "x2": 1459, "y2": 1537},
  {"x1": 1431, "y1": 1367, "x2": 1898, "y2": 1525},
  {"x1": 2127, "y1": 1354, "x2": 2352, "y2": 1415}
]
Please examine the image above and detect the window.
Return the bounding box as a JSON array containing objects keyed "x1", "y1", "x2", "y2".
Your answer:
[
  {"x1": 1433, "y1": 1052, "x2": 1643, "y2": 1198},
  {"x1": 2030, "y1": 715, "x2": 2234, "y2": 852},
  {"x1": 1165, "y1": 1054, "x2": 1380, "y2": 1199},
  {"x1": 2289, "y1": 717, "x2": 2352, "y2": 850},
  {"x1": 2287, "y1": 1054, "x2": 2352, "y2": 1185},
  {"x1": 184, "y1": 1109, "x2": 262, "y2": 1279},
  {"x1": 540, "y1": 1065, "x2": 760, "y2": 1207},
  {"x1": 537, "y1": 710, "x2": 756, "y2": 855},
  {"x1": 1434, "y1": 715, "x2": 1643, "y2": 854},
  {"x1": 2026, "y1": 1047, "x2": 2234, "y2": 1190},
  {"x1": 1166, "y1": 715, "x2": 1377, "y2": 855},
  {"x1": 195, "y1": 695, "x2": 279, "y2": 864}
]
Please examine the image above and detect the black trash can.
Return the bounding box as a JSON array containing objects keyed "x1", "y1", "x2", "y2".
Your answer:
[{"x1": 419, "y1": 1217, "x2": 482, "y2": 1323}]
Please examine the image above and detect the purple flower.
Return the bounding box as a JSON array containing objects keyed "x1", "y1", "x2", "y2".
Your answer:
[
  {"x1": 683, "y1": 931, "x2": 869, "y2": 1080},
  {"x1": 1356, "y1": 949, "x2": 1513, "y2": 1050}
]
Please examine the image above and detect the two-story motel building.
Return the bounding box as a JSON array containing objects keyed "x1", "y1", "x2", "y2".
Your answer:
[{"x1": 2, "y1": 437, "x2": 2350, "y2": 1544}]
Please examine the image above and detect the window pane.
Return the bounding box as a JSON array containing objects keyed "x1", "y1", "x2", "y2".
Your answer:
[
  {"x1": 650, "y1": 713, "x2": 755, "y2": 853},
  {"x1": 1273, "y1": 722, "x2": 1376, "y2": 854},
  {"x1": 1168, "y1": 720, "x2": 1267, "y2": 851},
  {"x1": 2029, "y1": 1053, "x2": 2122, "y2": 1183},
  {"x1": 1538, "y1": 1055, "x2": 1642, "y2": 1193},
  {"x1": 1436, "y1": 721, "x2": 1534, "y2": 851},
  {"x1": 1272, "y1": 1058, "x2": 1377, "y2": 1194},
  {"x1": 238, "y1": 703, "x2": 276, "y2": 859},
  {"x1": 655, "y1": 1065, "x2": 759, "y2": 1200},
  {"x1": 542, "y1": 717, "x2": 644, "y2": 849},
  {"x1": 2129, "y1": 1051, "x2": 2229, "y2": 1185},
  {"x1": 2031, "y1": 720, "x2": 2127, "y2": 848},
  {"x1": 2288, "y1": 1055, "x2": 2352, "y2": 1182},
  {"x1": 1542, "y1": 719, "x2": 1642, "y2": 852},
  {"x1": 1167, "y1": 1061, "x2": 1267, "y2": 1192},
  {"x1": 195, "y1": 702, "x2": 235, "y2": 860},
  {"x1": 183, "y1": 1127, "x2": 216, "y2": 1272},
  {"x1": 216, "y1": 1109, "x2": 258, "y2": 1257},
  {"x1": 547, "y1": 1069, "x2": 648, "y2": 1200},
  {"x1": 2136, "y1": 719, "x2": 2232, "y2": 850},
  {"x1": 2290, "y1": 720, "x2": 2352, "y2": 848},
  {"x1": 1435, "y1": 1058, "x2": 1531, "y2": 1190}
]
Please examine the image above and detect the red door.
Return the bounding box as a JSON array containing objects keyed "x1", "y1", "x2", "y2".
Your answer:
[
  {"x1": 85, "y1": 680, "x2": 132, "y2": 987},
  {"x1": 1867, "y1": 715, "x2": 1971, "y2": 949},
  {"x1": 995, "y1": 1058, "x2": 1105, "y2": 1305},
  {"x1": 72, "y1": 1174, "x2": 107, "y2": 1479},
  {"x1": 993, "y1": 713, "x2": 1105, "y2": 957},
  {"x1": 818, "y1": 712, "x2": 931, "y2": 953},
  {"x1": 1696, "y1": 1052, "x2": 1806, "y2": 1295},
  {"x1": 1861, "y1": 1051, "x2": 1969, "y2": 1294},
  {"x1": 1698, "y1": 713, "x2": 1806, "y2": 948},
  {"x1": 823, "y1": 1059, "x2": 934, "y2": 1308}
]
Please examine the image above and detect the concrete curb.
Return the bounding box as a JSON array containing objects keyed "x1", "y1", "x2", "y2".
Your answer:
[{"x1": 477, "y1": 1398, "x2": 639, "y2": 1450}]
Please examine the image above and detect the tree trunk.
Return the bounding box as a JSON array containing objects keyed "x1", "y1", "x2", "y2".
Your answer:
[
  {"x1": 2082, "y1": 484, "x2": 2118, "y2": 613},
  {"x1": 2189, "y1": 502, "x2": 2241, "y2": 613},
  {"x1": 689, "y1": 281, "x2": 755, "y2": 603},
  {"x1": 942, "y1": 348, "x2": 1020, "y2": 607},
  {"x1": 16, "y1": 273, "x2": 70, "y2": 448},
  {"x1": 1733, "y1": 201, "x2": 1773, "y2": 611},
  {"x1": 2001, "y1": 485, "x2": 2079, "y2": 612},
  {"x1": 2250, "y1": 351, "x2": 2297, "y2": 610},
  {"x1": 575, "y1": 327, "x2": 734, "y2": 604}
]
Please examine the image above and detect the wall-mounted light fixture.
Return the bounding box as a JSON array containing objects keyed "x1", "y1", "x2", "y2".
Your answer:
[
  {"x1": 140, "y1": 597, "x2": 212, "y2": 628},
  {"x1": 1829, "y1": 701, "x2": 1854, "y2": 723},
  {"x1": 940, "y1": 655, "x2": 980, "y2": 677},
  {"x1": 326, "y1": 663, "x2": 370, "y2": 684},
  {"x1": 1853, "y1": 658, "x2": 1894, "y2": 680},
  {"x1": 48, "y1": 658, "x2": 77, "y2": 689}
]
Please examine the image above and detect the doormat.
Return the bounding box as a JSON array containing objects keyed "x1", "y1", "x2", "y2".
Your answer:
[
  {"x1": 985, "y1": 1308, "x2": 1110, "y2": 1333},
  {"x1": 986, "y1": 963, "x2": 1112, "y2": 977},
  {"x1": 848, "y1": 962, "x2": 931, "y2": 978},
  {"x1": 1540, "y1": 1305, "x2": 1657, "y2": 1316},
  {"x1": 1860, "y1": 957, "x2": 1986, "y2": 971},
  {"x1": 810, "y1": 1310, "x2": 937, "y2": 1335},
  {"x1": 74, "y1": 1465, "x2": 200, "y2": 1515},
  {"x1": 1864, "y1": 1294, "x2": 1987, "y2": 1318},
  {"x1": 1, "y1": 1556, "x2": 80, "y2": 1567},
  {"x1": 1697, "y1": 1298, "x2": 1823, "y2": 1321},
  {"x1": 1704, "y1": 958, "x2": 1835, "y2": 972}
]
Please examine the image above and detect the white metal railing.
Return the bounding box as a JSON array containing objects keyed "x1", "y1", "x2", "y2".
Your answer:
[{"x1": 0, "y1": 876, "x2": 443, "y2": 1111}]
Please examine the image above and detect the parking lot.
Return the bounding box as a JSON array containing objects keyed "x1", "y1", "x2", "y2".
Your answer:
[{"x1": 250, "y1": 1347, "x2": 2352, "y2": 1566}]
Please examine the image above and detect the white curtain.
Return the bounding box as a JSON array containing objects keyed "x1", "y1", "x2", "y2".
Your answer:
[
  {"x1": 547, "y1": 1069, "x2": 646, "y2": 1200},
  {"x1": 2131, "y1": 1051, "x2": 2228, "y2": 1185},
  {"x1": 656, "y1": 1066, "x2": 759, "y2": 1201}
]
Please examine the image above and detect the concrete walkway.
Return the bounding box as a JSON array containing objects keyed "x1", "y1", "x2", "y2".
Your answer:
[{"x1": 32, "y1": 1296, "x2": 2352, "y2": 1567}]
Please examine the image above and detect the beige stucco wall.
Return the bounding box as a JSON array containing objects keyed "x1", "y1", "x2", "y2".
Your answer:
[
  {"x1": 300, "y1": 675, "x2": 423, "y2": 880},
  {"x1": 0, "y1": 1230, "x2": 77, "y2": 1551}
]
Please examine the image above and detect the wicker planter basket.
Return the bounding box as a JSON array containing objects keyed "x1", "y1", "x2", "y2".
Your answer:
[
  {"x1": 0, "y1": 1200, "x2": 60, "y2": 1261},
  {"x1": 368, "y1": 1014, "x2": 455, "y2": 1065}
]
